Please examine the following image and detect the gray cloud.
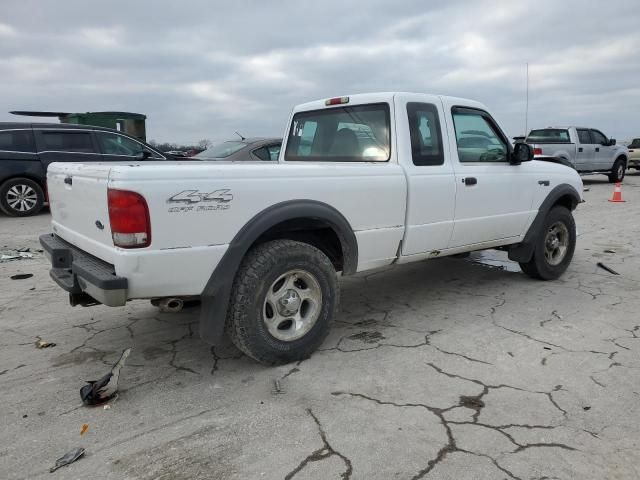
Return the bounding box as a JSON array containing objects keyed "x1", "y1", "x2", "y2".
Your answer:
[{"x1": 1, "y1": 0, "x2": 639, "y2": 143}]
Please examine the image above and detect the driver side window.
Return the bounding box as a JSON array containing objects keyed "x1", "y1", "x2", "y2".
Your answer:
[
  {"x1": 452, "y1": 109, "x2": 508, "y2": 163},
  {"x1": 590, "y1": 130, "x2": 607, "y2": 145}
]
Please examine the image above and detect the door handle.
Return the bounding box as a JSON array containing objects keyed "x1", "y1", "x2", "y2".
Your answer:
[
  {"x1": 463, "y1": 177, "x2": 477, "y2": 186},
  {"x1": 595, "y1": 148, "x2": 600, "y2": 152},
  {"x1": 578, "y1": 147, "x2": 583, "y2": 152},
  {"x1": 538, "y1": 180, "x2": 550, "y2": 186}
]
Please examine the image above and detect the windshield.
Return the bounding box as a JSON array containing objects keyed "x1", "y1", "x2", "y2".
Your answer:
[
  {"x1": 526, "y1": 129, "x2": 570, "y2": 143},
  {"x1": 193, "y1": 141, "x2": 247, "y2": 159},
  {"x1": 629, "y1": 138, "x2": 640, "y2": 148},
  {"x1": 285, "y1": 103, "x2": 390, "y2": 162}
]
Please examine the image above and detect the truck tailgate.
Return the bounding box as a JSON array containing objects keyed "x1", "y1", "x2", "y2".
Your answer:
[{"x1": 47, "y1": 163, "x2": 116, "y2": 263}]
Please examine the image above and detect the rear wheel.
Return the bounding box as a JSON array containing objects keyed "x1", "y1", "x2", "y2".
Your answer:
[
  {"x1": 225, "y1": 239, "x2": 339, "y2": 365},
  {"x1": 519, "y1": 206, "x2": 576, "y2": 280},
  {"x1": 608, "y1": 157, "x2": 626, "y2": 183},
  {"x1": 0, "y1": 178, "x2": 44, "y2": 217}
]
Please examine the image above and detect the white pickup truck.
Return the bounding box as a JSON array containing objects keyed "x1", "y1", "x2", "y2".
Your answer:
[{"x1": 41, "y1": 92, "x2": 583, "y2": 365}]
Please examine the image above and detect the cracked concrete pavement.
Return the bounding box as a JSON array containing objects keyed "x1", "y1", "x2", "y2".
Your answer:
[{"x1": 1, "y1": 172, "x2": 640, "y2": 479}]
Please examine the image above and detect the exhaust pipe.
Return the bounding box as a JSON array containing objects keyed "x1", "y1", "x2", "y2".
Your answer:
[{"x1": 156, "y1": 297, "x2": 184, "y2": 313}]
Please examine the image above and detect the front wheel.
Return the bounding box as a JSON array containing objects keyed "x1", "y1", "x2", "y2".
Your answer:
[
  {"x1": 519, "y1": 206, "x2": 576, "y2": 280},
  {"x1": 608, "y1": 157, "x2": 626, "y2": 183},
  {"x1": 225, "y1": 239, "x2": 339, "y2": 365}
]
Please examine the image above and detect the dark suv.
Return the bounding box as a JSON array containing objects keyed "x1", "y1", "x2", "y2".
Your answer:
[{"x1": 0, "y1": 123, "x2": 166, "y2": 216}]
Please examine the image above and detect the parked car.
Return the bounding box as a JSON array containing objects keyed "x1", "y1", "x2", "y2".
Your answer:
[
  {"x1": 40, "y1": 92, "x2": 582, "y2": 365},
  {"x1": 627, "y1": 138, "x2": 640, "y2": 170},
  {"x1": 526, "y1": 127, "x2": 629, "y2": 182},
  {"x1": 193, "y1": 138, "x2": 282, "y2": 161},
  {"x1": 0, "y1": 123, "x2": 166, "y2": 217}
]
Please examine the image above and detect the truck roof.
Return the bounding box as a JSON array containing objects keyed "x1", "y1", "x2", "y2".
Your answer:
[
  {"x1": 531, "y1": 126, "x2": 591, "y2": 130},
  {"x1": 293, "y1": 92, "x2": 486, "y2": 112}
]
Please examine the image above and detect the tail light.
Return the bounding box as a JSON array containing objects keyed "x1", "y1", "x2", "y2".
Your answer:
[
  {"x1": 533, "y1": 148, "x2": 542, "y2": 156},
  {"x1": 107, "y1": 189, "x2": 151, "y2": 248}
]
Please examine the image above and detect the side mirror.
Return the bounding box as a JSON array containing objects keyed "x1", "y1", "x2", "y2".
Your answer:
[
  {"x1": 609, "y1": 138, "x2": 616, "y2": 146},
  {"x1": 511, "y1": 142, "x2": 533, "y2": 165},
  {"x1": 137, "y1": 149, "x2": 152, "y2": 160}
]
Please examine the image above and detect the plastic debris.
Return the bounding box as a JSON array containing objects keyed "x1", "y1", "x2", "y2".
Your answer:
[
  {"x1": 49, "y1": 447, "x2": 85, "y2": 473},
  {"x1": 103, "y1": 404, "x2": 111, "y2": 410},
  {"x1": 597, "y1": 262, "x2": 620, "y2": 275},
  {"x1": 35, "y1": 339, "x2": 56, "y2": 349},
  {"x1": 603, "y1": 249, "x2": 616, "y2": 254},
  {"x1": 272, "y1": 379, "x2": 284, "y2": 394},
  {"x1": 80, "y1": 424, "x2": 89, "y2": 436},
  {"x1": 10, "y1": 273, "x2": 33, "y2": 280},
  {"x1": 80, "y1": 348, "x2": 131, "y2": 406},
  {"x1": 1, "y1": 251, "x2": 34, "y2": 262}
]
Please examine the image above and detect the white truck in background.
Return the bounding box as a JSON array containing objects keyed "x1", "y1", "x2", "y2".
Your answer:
[
  {"x1": 41, "y1": 92, "x2": 583, "y2": 365},
  {"x1": 526, "y1": 126, "x2": 629, "y2": 182}
]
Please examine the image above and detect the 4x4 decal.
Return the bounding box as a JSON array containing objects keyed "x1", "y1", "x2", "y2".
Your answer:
[{"x1": 167, "y1": 189, "x2": 232, "y2": 212}]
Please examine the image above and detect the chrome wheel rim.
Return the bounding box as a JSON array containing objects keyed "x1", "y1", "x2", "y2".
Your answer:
[
  {"x1": 544, "y1": 221, "x2": 569, "y2": 266},
  {"x1": 617, "y1": 164, "x2": 624, "y2": 179},
  {"x1": 6, "y1": 184, "x2": 38, "y2": 212},
  {"x1": 263, "y1": 269, "x2": 322, "y2": 342}
]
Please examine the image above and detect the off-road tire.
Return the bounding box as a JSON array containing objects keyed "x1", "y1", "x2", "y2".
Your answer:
[
  {"x1": 519, "y1": 206, "x2": 576, "y2": 280},
  {"x1": 225, "y1": 239, "x2": 339, "y2": 365},
  {"x1": 0, "y1": 178, "x2": 44, "y2": 217},
  {"x1": 608, "y1": 157, "x2": 626, "y2": 183}
]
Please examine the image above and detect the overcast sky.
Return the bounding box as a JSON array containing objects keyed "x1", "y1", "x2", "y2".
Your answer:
[{"x1": 1, "y1": 0, "x2": 639, "y2": 144}]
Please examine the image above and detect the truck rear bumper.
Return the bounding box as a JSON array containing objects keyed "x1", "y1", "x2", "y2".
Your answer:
[{"x1": 39, "y1": 234, "x2": 128, "y2": 307}]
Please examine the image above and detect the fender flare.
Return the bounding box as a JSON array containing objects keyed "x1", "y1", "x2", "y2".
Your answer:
[
  {"x1": 508, "y1": 184, "x2": 581, "y2": 263},
  {"x1": 198, "y1": 199, "x2": 358, "y2": 343}
]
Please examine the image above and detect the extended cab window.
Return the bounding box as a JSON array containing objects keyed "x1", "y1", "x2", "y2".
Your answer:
[
  {"x1": 285, "y1": 103, "x2": 390, "y2": 162},
  {"x1": 407, "y1": 103, "x2": 443, "y2": 166},
  {"x1": 452, "y1": 109, "x2": 507, "y2": 163},
  {"x1": 97, "y1": 132, "x2": 147, "y2": 157},
  {"x1": 527, "y1": 129, "x2": 570, "y2": 143},
  {"x1": 41, "y1": 131, "x2": 94, "y2": 153},
  {"x1": 0, "y1": 130, "x2": 35, "y2": 153}
]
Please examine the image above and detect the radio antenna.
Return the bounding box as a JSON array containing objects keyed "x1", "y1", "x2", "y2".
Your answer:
[{"x1": 525, "y1": 62, "x2": 529, "y2": 136}]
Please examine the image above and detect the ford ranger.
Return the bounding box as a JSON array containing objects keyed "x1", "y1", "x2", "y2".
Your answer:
[
  {"x1": 40, "y1": 93, "x2": 583, "y2": 365},
  {"x1": 526, "y1": 126, "x2": 629, "y2": 183}
]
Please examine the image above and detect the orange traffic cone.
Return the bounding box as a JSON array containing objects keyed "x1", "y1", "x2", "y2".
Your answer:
[{"x1": 608, "y1": 182, "x2": 625, "y2": 203}]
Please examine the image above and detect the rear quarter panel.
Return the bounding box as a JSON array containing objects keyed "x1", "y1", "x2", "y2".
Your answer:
[{"x1": 108, "y1": 161, "x2": 407, "y2": 278}]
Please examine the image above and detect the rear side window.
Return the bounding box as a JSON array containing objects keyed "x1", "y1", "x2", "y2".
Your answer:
[
  {"x1": 407, "y1": 102, "x2": 444, "y2": 166},
  {"x1": 41, "y1": 131, "x2": 95, "y2": 153},
  {"x1": 285, "y1": 103, "x2": 390, "y2": 162},
  {"x1": 0, "y1": 130, "x2": 36, "y2": 153},
  {"x1": 526, "y1": 129, "x2": 570, "y2": 143},
  {"x1": 576, "y1": 129, "x2": 592, "y2": 144},
  {"x1": 97, "y1": 132, "x2": 145, "y2": 156},
  {"x1": 253, "y1": 144, "x2": 281, "y2": 161}
]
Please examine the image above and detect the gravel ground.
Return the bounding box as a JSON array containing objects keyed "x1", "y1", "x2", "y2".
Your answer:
[{"x1": 1, "y1": 171, "x2": 639, "y2": 479}]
